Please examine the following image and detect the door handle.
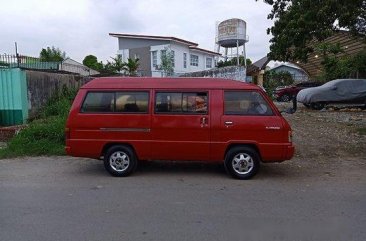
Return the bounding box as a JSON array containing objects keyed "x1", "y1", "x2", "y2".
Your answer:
[
  {"x1": 200, "y1": 117, "x2": 208, "y2": 127},
  {"x1": 224, "y1": 121, "x2": 233, "y2": 126}
]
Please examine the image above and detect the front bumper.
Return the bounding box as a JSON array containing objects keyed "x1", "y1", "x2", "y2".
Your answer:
[{"x1": 284, "y1": 144, "x2": 295, "y2": 160}]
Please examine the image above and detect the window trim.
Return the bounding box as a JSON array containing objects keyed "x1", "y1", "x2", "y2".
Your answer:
[
  {"x1": 152, "y1": 51, "x2": 157, "y2": 67},
  {"x1": 80, "y1": 90, "x2": 150, "y2": 114},
  {"x1": 190, "y1": 54, "x2": 199, "y2": 67},
  {"x1": 223, "y1": 90, "x2": 274, "y2": 116},
  {"x1": 206, "y1": 57, "x2": 212, "y2": 68},
  {"x1": 154, "y1": 91, "x2": 209, "y2": 115}
]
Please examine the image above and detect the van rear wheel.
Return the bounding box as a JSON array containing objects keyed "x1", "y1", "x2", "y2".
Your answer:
[
  {"x1": 224, "y1": 146, "x2": 260, "y2": 180},
  {"x1": 104, "y1": 145, "x2": 137, "y2": 177}
]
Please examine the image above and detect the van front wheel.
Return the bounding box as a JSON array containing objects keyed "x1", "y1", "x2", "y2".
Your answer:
[
  {"x1": 224, "y1": 147, "x2": 260, "y2": 180},
  {"x1": 104, "y1": 145, "x2": 137, "y2": 177}
]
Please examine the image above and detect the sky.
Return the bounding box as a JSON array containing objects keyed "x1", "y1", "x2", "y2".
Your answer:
[{"x1": 0, "y1": 0, "x2": 274, "y2": 64}]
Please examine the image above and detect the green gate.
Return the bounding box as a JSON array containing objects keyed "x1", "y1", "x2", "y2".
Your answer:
[{"x1": 0, "y1": 69, "x2": 28, "y2": 126}]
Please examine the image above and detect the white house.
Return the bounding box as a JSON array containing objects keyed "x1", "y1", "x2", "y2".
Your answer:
[
  {"x1": 109, "y1": 33, "x2": 220, "y2": 77},
  {"x1": 59, "y1": 58, "x2": 100, "y2": 76}
]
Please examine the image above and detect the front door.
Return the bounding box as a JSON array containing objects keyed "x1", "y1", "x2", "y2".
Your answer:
[
  {"x1": 218, "y1": 90, "x2": 284, "y2": 160},
  {"x1": 150, "y1": 91, "x2": 210, "y2": 161}
]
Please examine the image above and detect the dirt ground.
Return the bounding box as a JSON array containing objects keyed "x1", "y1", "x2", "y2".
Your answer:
[{"x1": 277, "y1": 101, "x2": 366, "y2": 176}]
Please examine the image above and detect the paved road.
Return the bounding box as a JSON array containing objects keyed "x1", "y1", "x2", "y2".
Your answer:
[{"x1": 1, "y1": 156, "x2": 365, "y2": 241}]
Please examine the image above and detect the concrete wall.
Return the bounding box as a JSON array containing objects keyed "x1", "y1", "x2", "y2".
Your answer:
[
  {"x1": 129, "y1": 47, "x2": 152, "y2": 76},
  {"x1": 180, "y1": 66, "x2": 247, "y2": 82},
  {"x1": 0, "y1": 69, "x2": 28, "y2": 126},
  {"x1": 26, "y1": 70, "x2": 89, "y2": 118}
]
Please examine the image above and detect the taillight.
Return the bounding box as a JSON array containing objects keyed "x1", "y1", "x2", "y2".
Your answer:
[
  {"x1": 288, "y1": 130, "x2": 292, "y2": 143},
  {"x1": 65, "y1": 127, "x2": 70, "y2": 139}
]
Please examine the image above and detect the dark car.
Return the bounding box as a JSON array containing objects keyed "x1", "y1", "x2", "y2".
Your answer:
[
  {"x1": 274, "y1": 81, "x2": 321, "y2": 102},
  {"x1": 297, "y1": 79, "x2": 366, "y2": 110}
]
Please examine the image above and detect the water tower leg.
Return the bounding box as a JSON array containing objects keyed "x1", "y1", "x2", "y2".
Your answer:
[
  {"x1": 243, "y1": 45, "x2": 247, "y2": 68},
  {"x1": 236, "y1": 40, "x2": 239, "y2": 66},
  {"x1": 224, "y1": 48, "x2": 228, "y2": 62}
]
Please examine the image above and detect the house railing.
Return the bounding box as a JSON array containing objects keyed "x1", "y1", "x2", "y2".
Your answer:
[{"x1": 0, "y1": 54, "x2": 60, "y2": 71}]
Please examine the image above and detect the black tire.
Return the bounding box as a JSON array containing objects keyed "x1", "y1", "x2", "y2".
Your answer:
[
  {"x1": 280, "y1": 94, "x2": 291, "y2": 102},
  {"x1": 303, "y1": 103, "x2": 311, "y2": 108},
  {"x1": 310, "y1": 102, "x2": 325, "y2": 110},
  {"x1": 224, "y1": 146, "x2": 260, "y2": 180},
  {"x1": 104, "y1": 145, "x2": 137, "y2": 177}
]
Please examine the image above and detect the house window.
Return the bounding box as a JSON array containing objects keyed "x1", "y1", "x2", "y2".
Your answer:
[
  {"x1": 152, "y1": 51, "x2": 157, "y2": 67},
  {"x1": 190, "y1": 54, "x2": 199, "y2": 67},
  {"x1": 183, "y1": 53, "x2": 187, "y2": 68},
  {"x1": 171, "y1": 50, "x2": 175, "y2": 67},
  {"x1": 206, "y1": 57, "x2": 212, "y2": 68}
]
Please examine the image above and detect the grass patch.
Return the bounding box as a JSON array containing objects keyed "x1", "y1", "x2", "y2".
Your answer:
[
  {"x1": 357, "y1": 127, "x2": 366, "y2": 135},
  {"x1": 0, "y1": 86, "x2": 77, "y2": 158}
]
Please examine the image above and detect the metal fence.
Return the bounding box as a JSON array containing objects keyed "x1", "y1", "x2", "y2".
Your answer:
[{"x1": 0, "y1": 54, "x2": 60, "y2": 70}]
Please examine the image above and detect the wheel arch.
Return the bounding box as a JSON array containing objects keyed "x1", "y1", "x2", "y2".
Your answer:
[
  {"x1": 224, "y1": 143, "x2": 262, "y2": 161},
  {"x1": 101, "y1": 142, "x2": 138, "y2": 159}
]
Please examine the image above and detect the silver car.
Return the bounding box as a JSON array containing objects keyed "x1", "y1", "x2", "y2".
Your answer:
[{"x1": 297, "y1": 79, "x2": 366, "y2": 110}]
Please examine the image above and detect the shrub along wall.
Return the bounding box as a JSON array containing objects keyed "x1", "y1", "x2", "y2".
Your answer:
[{"x1": 26, "y1": 70, "x2": 90, "y2": 119}]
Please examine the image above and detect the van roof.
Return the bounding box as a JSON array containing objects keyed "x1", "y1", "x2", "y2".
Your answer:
[{"x1": 82, "y1": 77, "x2": 260, "y2": 90}]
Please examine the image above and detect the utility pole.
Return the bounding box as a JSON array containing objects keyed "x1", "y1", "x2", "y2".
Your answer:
[{"x1": 15, "y1": 42, "x2": 20, "y2": 68}]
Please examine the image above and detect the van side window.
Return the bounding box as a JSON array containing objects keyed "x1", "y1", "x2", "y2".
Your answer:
[
  {"x1": 81, "y1": 91, "x2": 149, "y2": 113},
  {"x1": 155, "y1": 92, "x2": 208, "y2": 114},
  {"x1": 115, "y1": 92, "x2": 149, "y2": 113},
  {"x1": 224, "y1": 91, "x2": 273, "y2": 116},
  {"x1": 81, "y1": 92, "x2": 115, "y2": 113}
]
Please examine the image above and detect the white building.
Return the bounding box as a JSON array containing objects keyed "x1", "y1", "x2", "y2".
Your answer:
[
  {"x1": 60, "y1": 58, "x2": 100, "y2": 76},
  {"x1": 109, "y1": 33, "x2": 220, "y2": 77}
]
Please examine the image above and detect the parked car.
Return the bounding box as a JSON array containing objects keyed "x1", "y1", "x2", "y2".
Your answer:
[
  {"x1": 65, "y1": 77, "x2": 295, "y2": 180},
  {"x1": 297, "y1": 79, "x2": 366, "y2": 110},
  {"x1": 273, "y1": 81, "x2": 321, "y2": 102}
]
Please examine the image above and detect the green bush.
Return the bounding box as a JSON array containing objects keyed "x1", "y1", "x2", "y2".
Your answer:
[
  {"x1": 0, "y1": 86, "x2": 77, "y2": 158},
  {"x1": 264, "y1": 71, "x2": 294, "y2": 97}
]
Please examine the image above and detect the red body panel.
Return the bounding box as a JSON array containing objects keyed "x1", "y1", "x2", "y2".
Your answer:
[{"x1": 65, "y1": 77, "x2": 294, "y2": 163}]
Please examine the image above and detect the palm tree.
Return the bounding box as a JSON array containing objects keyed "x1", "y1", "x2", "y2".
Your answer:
[
  {"x1": 123, "y1": 58, "x2": 140, "y2": 76},
  {"x1": 108, "y1": 54, "x2": 125, "y2": 73}
]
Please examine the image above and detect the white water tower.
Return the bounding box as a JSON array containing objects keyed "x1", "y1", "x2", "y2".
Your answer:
[{"x1": 215, "y1": 18, "x2": 249, "y2": 66}]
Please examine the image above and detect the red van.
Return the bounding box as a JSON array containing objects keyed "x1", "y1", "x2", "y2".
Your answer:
[{"x1": 65, "y1": 77, "x2": 294, "y2": 179}]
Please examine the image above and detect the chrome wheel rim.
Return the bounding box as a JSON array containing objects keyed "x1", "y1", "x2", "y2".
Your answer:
[
  {"x1": 109, "y1": 151, "x2": 130, "y2": 172},
  {"x1": 282, "y1": 95, "x2": 290, "y2": 102},
  {"x1": 232, "y1": 153, "x2": 254, "y2": 175}
]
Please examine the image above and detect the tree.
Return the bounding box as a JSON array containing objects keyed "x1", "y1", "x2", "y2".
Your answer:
[
  {"x1": 160, "y1": 48, "x2": 174, "y2": 76},
  {"x1": 82, "y1": 55, "x2": 103, "y2": 71},
  {"x1": 257, "y1": 0, "x2": 366, "y2": 62},
  {"x1": 39, "y1": 46, "x2": 66, "y2": 62},
  {"x1": 316, "y1": 47, "x2": 366, "y2": 81},
  {"x1": 108, "y1": 54, "x2": 125, "y2": 73},
  {"x1": 264, "y1": 70, "x2": 294, "y2": 96},
  {"x1": 216, "y1": 56, "x2": 252, "y2": 67},
  {"x1": 123, "y1": 58, "x2": 140, "y2": 76}
]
